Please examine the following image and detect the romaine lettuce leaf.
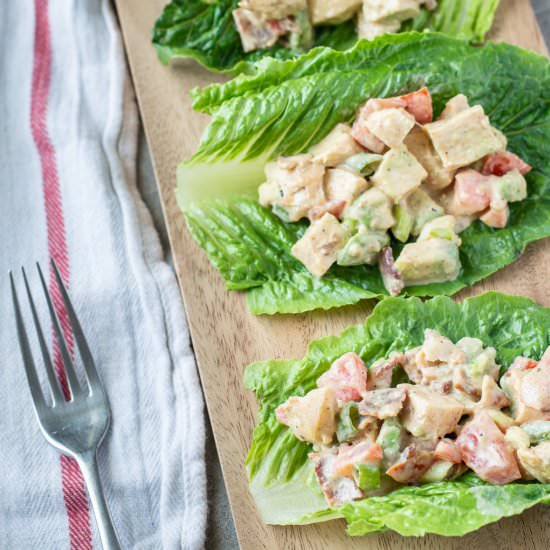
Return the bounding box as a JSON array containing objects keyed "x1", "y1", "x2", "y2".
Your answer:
[
  {"x1": 152, "y1": 0, "x2": 500, "y2": 73},
  {"x1": 180, "y1": 34, "x2": 550, "y2": 314},
  {"x1": 244, "y1": 292, "x2": 550, "y2": 535}
]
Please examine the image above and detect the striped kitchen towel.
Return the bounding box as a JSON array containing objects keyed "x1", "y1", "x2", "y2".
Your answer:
[{"x1": 0, "y1": 1, "x2": 206, "y2": 548}]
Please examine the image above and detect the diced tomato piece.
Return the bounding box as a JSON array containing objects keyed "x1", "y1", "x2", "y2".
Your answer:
[
  {"x1": 447, "y1": 169, "x2": 491, "y2": 216},
  {"x1": 334, "y1": 441, "x2": 383, "y2": 477},
  {"x1": 456, "y1": 411, "x2": 521, "y2": 484},
  {"x1": 434, "y1": 438, "x2": 462, "y2": 464},
  {"x1": 482, "y1": 152, "x2": 532, "y2": 177},
  {"x1": 317, "y1": 352, "x2": 368, "y2": 402},
  {"x1": 400, "y1": 87, "x2": 433, "y2": 124},
  {"x1": 480, "y1": 205, "x2": 509, "y2": 229},
  {"x1": 308, "y1": 200, "x2": 346, "y2": 221}
]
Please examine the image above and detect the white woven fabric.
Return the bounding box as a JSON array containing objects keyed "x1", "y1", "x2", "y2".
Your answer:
[{"x1": 0, "y1": 1, "x2": 206, "y2": 548}]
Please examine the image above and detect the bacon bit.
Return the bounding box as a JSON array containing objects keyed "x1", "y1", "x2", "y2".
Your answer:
[
  {"x1": 358, "y1": 388, "x2": 406, "y2": 419},
  {"x1": 379, "y1": 247, "x2": 404, "y2": 297},
  {"x1": 385, "y1": 444, "x2": 434, "y2": 483},
  {"x1": 482, "y1": 151, "x2": 532, "y2": 177},
  {"x1": 399, "y1": 87, "x2": 433, "y2": 124},
  {"x1": 317, "y1": 352, "x2": 368, "y2": 402},
  {"x1": 434, "y1": 438, "x2": 462, "y2": 464},
  {"x1": 308, "y1": 200, "x2": 346, "y2": 221}
]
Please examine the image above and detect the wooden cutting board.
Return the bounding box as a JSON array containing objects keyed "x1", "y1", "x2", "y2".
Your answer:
[{"x1": 113, "y1": 1, "x2": 550, "y2": 548}]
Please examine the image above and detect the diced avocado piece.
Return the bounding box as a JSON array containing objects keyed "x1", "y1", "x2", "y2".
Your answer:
[
  {"x1": 271, "y1": 203, "x2": 293, "y2": 223},
  {"x1": 493, "y1": 170, "x2": 527, "y2": 203},
  {"x1": 336, "y1": 402, "x2": 360, "y2": 443},
  {"x1": 371, "y1": 145, "x2": 427, "y2": 202},
  {"x1": 376, "y1": 417, "x2": 404, "y2": 466},
  {"x1": 309, "y1": 0, "x2": 362, "y2": 24},
  {"x1": 394, "y1": 238, "x2": 461, "y2": 286},
  {"x1": 354, "y1": 463, "x2": 381, "y2": 491},
  {"x1": 340, "y1": 153, "x2": 383, "y2": 176},
  {"x1": 424, "y1": 105, "x2": 502, "y2": 169},
  {"x1": 420, "y1": 460, "x2": 455, "y2": 483},
  {"x1": 337, "y1": 225, "x2": 389, "y2": 266},
  {"x1": 362, "y1": 0, "x2": 420, "y2": 23},
  {"x1": 309, "y1": 124, "x2": 363, "y2": 167},
  {"x1": 417, "y1": 215, "x2": 461, "y2": 245},
  {"x1": 392, "y1": 201, "x2": 413, "y2": 243},
  {"x1": 522, "y1": 421, "x2": 550, "y2": 445},
  {"x1": 344, "y1": 188, "x2": 395, "y2": 230},
  {"x1": 407, "y1": 188, "x2": 445, "y2": 236},
  {"x1": 468, "y1": 349, "x2": 497, "y2": 377}
]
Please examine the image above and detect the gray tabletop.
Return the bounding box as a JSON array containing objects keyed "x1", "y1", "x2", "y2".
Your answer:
[{"x1": 136, "y1": 2, "x2": 550, "y2": 547}]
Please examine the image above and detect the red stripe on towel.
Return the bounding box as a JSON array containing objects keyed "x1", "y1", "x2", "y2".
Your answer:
[{"x1": 30, "y1": 0, "x2": 94, "y2": 548}]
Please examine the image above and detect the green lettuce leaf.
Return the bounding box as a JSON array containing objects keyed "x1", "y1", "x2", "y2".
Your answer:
[
  {"x1": 244, "y1": 292, "x2": 550, "y2": 535},
  {"x1": 179, "y1": 34, "x2": 550, "y2": 314},
  {"x1": 152, "y1": 0, "x2": 500, "y2": 73}
]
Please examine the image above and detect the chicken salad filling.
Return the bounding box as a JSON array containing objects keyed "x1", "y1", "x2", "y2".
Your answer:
[
  {"x1": 258, "y1": 87, "x2": 531, "y2": 295},
  {"x1": 233, "y1": 0, "x2": 438, "y2": 52},
  {"x1": 275, "y1": 330, "x2": 550, "y2": 507}
]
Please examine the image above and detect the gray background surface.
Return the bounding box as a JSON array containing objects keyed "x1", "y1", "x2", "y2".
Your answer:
[{"x1": 135, "y1": 2, "x2": 550, "y2": 547}]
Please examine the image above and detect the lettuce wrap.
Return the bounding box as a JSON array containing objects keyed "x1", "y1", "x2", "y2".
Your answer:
[
  {"x1": 152, "y1": 0, "x2": 500, "y2": 73},
  {"x1": 177, "y1": 33, "x2": 550, "y2": 314},
  {"x1": 244, "y1": 292, "x2": 550, "y2": 535}
]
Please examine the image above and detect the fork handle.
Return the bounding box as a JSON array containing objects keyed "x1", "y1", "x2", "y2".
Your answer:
[{"x1": 77, "y1": 450, "x2": 122, "y2": 550}]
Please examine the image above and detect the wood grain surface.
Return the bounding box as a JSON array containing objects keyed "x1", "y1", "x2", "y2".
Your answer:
[{"x1": 113, "y1": 1, "x2": 550, "y2": 548}]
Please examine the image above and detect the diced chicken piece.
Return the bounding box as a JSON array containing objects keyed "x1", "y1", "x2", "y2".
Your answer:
[
  {"x1": 394, "y1": 238, "x2": 461, "y2": 286},
  {"x1": 404, "y1": 127, "x2": 455, "y2": 190},
  {"x1": 371, "y1": 145, "x2": 428, "y2": 202},
  {"x1": 239, "y1": 0, "x2": 306, "y2": 18},
  {"x1": 424, "y1": 106, "x2": 503, "y2": 169},
  {"x1": 420, "y1": 329, "x2": 463, "y2": 364},
  {"x1": 291, "y1": 213, "x2": 348, "y2": 277},
  {"x1": 379, "y1": 246, "x2": 404, "y2": 296},
  {"x1": 263, "y1": 155, "x2": 325, "y2": 221},
  {"x1": 400, "y1": 88, "x2": 433, "y2": 124},
  {"x1": 457, "y1": 410, "x2": 521, "y2": 484},
  {"x1": 233, "y1": 9, "x2": 299, "y2": 52},
  {"x1": 362, "y1": 0, "x2": 421, "y2": 23},
  {"x1": 358, "y1": 388, "x2": 406, "y2": 419},
  {"x1": 333, "y1": 440, "x2": 383, "y2": 477},
  {"x1": 444, "y1": 169, "x2": 491, "y2": 216},
  {"x1": 403, "y1": 342, "x2": 455, "y2": 395},
  {"x1": 317, "y1": 352, "x2": 368, "y2": 402},
  {"x1": 309, "y1": 124, "x2": 365, "y2": 167},
  {"x1": 352, "y1": 115, "x2": 387, "y2": 154},
  {"x1": 344, "y1": 187, "x2": 394, "y2": 230},
  {"x1": 357, "y1": 11, "x2": 400, "y2": 39},
  {"x1": 367, "y1": 353, "x2": 406, "y2": 390},
  {"x1": 417, "y1": 215, "x2": 461, "y2": 245},
  {"x1": 518, "y1": 348, "x2": 550, "y2": 412},
  {"x1": 275, "y1": 387, "x2": 337, "y2": 445},
  {"x1": 434, "y1": 438, "x2": 462, "y2": 464},
  {"x1": 385, "y1": 443, "x2": 434, "y2": 483},
  {"x1": 501, "y1": 355, "x2": 550, "y2": 424},
  {"x1": 310, "y1": 451, "x2": 362, "y2": 506},
  {"x1": 308, "y1": 200, "x2": 347, "y2": 221},
  {"x1": 324, "y1": 168, "x2": 369, "y2": 207},
  {"x1": 363, "y1": 108, "x2": 416, "y2": 149},
  {"x1": 437, "y1": 94, "x2": 469, "y2": 120},
  {"x1": 476, "y1": 375, "x2": 510, "y2": 410},
  {"x1": 482, "y1": 151, "x2": 532, "y2": 177},
  {"x1": 399, "y1": 384, "x2": 464, "y2": 439},
  {"x1": 517, "y1": 441, "x2": 550, "y2": 483},
  {"x1": 309, "y1": 0, "x2": 363, "y2": 24},
  {"x1": 480, "y1": 205, "x2": 509, "y2": 229}
]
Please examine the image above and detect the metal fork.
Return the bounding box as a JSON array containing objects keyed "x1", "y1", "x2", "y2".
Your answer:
[{"x1": 10, "y1": 261, "x2": 122, "y2": 550}]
